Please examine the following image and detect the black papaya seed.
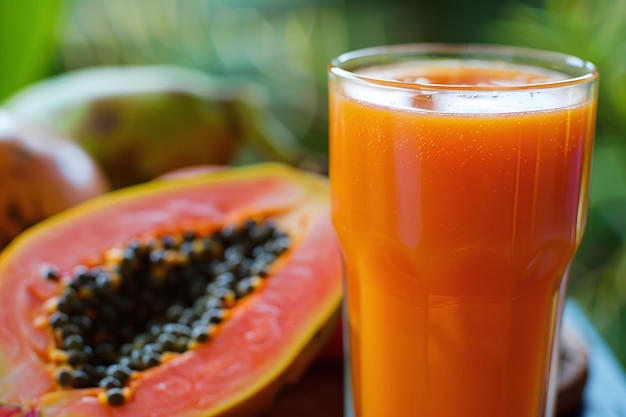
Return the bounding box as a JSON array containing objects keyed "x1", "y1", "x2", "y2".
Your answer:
[
  {"x1": 57, "y1": 368, "x2": 74, "y2": 387},
  {"x1": 106, "y1": 387, "x2": 126, "y2": 406},
  {"x1": 99, "y1": 375, "x2": 123, "y2": 389}
]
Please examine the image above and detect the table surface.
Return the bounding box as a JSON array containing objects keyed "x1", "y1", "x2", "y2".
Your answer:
[{"x1": 263, "y1": 300, "x2": 626, "y2": 417}]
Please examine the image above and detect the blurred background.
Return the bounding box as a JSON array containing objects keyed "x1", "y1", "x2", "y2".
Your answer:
[{"x1": 1, "y1": 0, "x2": 625, "y2": 364}]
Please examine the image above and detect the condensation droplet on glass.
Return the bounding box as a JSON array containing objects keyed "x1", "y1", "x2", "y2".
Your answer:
[{"x1": 491, "y1": 91, "x2": 499, "y2": 98}]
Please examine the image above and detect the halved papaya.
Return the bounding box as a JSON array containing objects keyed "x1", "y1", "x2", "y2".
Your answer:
[{"x1": 0, "y1": 163, "x2": 342, "y2": 417}]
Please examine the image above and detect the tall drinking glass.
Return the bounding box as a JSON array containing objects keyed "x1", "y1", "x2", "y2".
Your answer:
[{"x1": 328, "y1": 44, "x2": 598, "y2": 417}]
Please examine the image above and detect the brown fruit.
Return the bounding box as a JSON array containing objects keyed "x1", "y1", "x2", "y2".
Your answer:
[{"x1": 0, "y1": 111, "x2": 109, "y2": 249}]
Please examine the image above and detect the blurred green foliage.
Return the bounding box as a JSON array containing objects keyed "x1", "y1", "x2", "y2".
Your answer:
[
  {"x1": 0, "y1": 0, "x2": 63, "y2": 99},
  {"x1": 0, "y1": 0, "x2": 624, "y2": 363},
  {"x1": 55, "y1": 0, "x2": 356, "y2": 154},
  {"x1": 485, "y1": 0, "x2": 626, "y2": 137}
]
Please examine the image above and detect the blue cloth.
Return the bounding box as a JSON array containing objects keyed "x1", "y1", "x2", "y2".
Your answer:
[{"x1": 564, "y1": 301, "x2": 626, "y2": 417}]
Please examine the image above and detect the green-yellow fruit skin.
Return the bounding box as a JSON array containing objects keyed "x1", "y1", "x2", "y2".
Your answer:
[
  {"x1": 5, "y1": 66, "x2": 307, "y2": 189},
  {"x1": 72, "y1": 90, "x2": 242, "y2": 189}
]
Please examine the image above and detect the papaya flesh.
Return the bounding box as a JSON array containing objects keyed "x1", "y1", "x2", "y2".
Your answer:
[{"x1": 0, "y1": 163, "x2": 342, "y2": 417}]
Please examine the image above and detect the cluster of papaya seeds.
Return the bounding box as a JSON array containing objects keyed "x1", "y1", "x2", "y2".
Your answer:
[{"x1": 44, "y1": 217, "x2": 290, "y2": 406}]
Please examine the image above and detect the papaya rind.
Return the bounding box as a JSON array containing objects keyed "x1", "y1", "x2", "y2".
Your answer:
[{"x1": 212, "y1": 307, "x2": 341, "y2": 417}]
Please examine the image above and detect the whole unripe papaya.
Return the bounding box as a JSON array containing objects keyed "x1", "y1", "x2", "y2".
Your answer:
[
  {"x1": 0, "y1": 111, "x2": 109, "y2": 249},
  {"x1": 5, "y1": 66, "x2": 311, "y2": 189}
]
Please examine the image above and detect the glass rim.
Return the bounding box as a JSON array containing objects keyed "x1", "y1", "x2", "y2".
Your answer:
[{"x1": 329, "y1": 43, "x2": 599, "y2": 92}]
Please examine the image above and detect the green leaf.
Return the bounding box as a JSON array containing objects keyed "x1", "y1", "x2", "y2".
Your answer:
[{"x1": 0, "y1": 0, "x2": 64, "y2": 101}]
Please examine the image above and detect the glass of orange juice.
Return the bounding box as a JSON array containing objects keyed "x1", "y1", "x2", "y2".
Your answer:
[{"x1": 328, "y1": 44, "x2": 598, "y2": 417}]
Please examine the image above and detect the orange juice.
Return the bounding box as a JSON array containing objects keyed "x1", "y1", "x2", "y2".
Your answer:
[{"x1": 329, "y1": 58, "x2": 597, "y2": 417}]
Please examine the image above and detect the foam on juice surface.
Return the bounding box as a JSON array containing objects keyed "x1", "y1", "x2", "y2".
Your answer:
[{"x1": 344, "y1": 60, "x2": 585, "y2": 114}]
